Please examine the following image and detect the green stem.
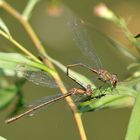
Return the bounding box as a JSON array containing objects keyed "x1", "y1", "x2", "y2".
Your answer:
[
  {"x1": 22, "y1": 0, "x2": 40, "y2": 20},
  {"x1": 0, "y1": 30, "x2": 41, "y2": 63},
  {"x1": 125, "y1": 92, "x2": 140, "y2": 140}
]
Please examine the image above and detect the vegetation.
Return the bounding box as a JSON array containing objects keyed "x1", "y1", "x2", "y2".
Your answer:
[{"x1": 0, "y1": 1, "x2": 140, "y2": 140}]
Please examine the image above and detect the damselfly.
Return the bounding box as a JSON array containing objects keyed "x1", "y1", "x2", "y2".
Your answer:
[
  {"x1": 66, "y1": 16, "x2": 118, "y2": 88},
  {"x1": 5, "y1": 85, "x2": 92, "y2": 123}
]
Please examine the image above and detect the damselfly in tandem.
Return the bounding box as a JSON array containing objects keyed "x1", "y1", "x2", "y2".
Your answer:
[{"x1": 5, "y1": 16, "x2": 118, "y2": 124}]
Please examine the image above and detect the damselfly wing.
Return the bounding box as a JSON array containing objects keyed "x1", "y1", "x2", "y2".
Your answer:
[{"x1": 16, "y1": 64, "x2": 58, "y2": 88}]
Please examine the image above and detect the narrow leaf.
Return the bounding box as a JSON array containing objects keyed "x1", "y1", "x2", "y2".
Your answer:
[
  {"x1": 127, "y1": 62, "x2": 140, "y2": 70},
  {"x1": 125, "y1": 92, "x2": 140, "y2": 140},
  {"x1": 79, "y1": 83, "x2": 137, "y2": 112},
  {"x1": 0, "y1": 85, "x2": 17, "y2": 110},
  {"x1": 0, "y1": 52, "x2": 55, "y2": 76},
  {"x1": 0, "y1": 136, "x2": 7, "y2": 140},
  {"x1": 0, "y1": 18, "x2": 11, "y2": 36}
]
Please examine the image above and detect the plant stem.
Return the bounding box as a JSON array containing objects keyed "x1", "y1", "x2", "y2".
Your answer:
[
  {"x1": 0, "y1": 30, "x2": 41, "y2": 63},
  {"x1": 0, "y1": 1, "x2": 87, "y2": 140},
  {"x1": 125, "y1": 92, "x2": 140, "y2": 140},
  {"x1": 22, "y1": 0, "x2": 40, "y2": 20}
]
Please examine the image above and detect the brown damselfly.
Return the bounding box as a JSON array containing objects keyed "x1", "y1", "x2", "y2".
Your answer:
[
  {"x1": 66, "y1": 16, "x2": 118, "y2": 88},
  {"x1": 5, "y1": 84, "x2": 93, "y2": 123}
]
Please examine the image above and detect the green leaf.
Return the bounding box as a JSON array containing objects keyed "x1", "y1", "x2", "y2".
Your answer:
[
  {"x1": 127, "y1": 62, "x2": 140, "y2": 70},
  {"x1": 125, "y1": 92, "x2": 140, "y2": 140},
  {"x1": 0, "y1": 85, "x2": 17, "y2": 110},
  {"x1": 0, "y1": 52, "x2": 55, "y2": 76},
  {"x1": 0, "y1": 18, "x2": 11, "y2": 36},
  {"x1": 123, "y1": 76, "x2": 140, "y2": 91},
  {"x1": 8, "y1": 87, "x2": 25, "y2": 117},
  {"x1": 78, "y1": 83, "x2": 137, "y2": 112},
  {"x1": 0, "y1": 136, "x2": 7, "y2": 140}
]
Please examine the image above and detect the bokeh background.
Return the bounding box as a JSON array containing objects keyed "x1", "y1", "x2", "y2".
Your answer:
[{"x1": 0, "y1": 0, "x2": 140, "y2": 140}]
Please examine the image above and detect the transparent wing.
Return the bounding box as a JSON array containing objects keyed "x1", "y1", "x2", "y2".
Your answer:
[
  {"x1": 68, "y1": 16, "x2": 102, "y2": 69},
  {"x1": 16, "y1": 64, "x2": 58, "y2": 88}
]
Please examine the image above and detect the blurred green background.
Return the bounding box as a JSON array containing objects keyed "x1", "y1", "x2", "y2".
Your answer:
[{"x1": 0, "y1": 0, "x2": 140, "y2": 140}]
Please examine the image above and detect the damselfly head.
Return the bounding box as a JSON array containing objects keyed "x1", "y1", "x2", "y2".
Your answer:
[
  {"x1": 111, "y1": 74, "x2": 118, "y2": 88},
  {"x1": 86, "y1": 84, "x2": 93, "y2": 96}
]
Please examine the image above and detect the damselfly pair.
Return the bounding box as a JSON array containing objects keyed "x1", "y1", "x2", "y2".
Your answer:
[{"x1": 5, "y1": 17, "x2": 118, "y2": 124}]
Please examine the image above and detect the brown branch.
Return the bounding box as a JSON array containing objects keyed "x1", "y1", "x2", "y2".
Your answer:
[{"x1": 1, "y1": 1, "x2": 87, "y2": 140}]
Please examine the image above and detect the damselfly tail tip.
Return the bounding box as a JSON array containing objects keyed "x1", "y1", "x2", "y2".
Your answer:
[
  {"x1": 5, "y1": 119, "x2": 11, "y2": 124},
  {"x1": 5, "y1": 117, "x2": 16, "y2": 124}
]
